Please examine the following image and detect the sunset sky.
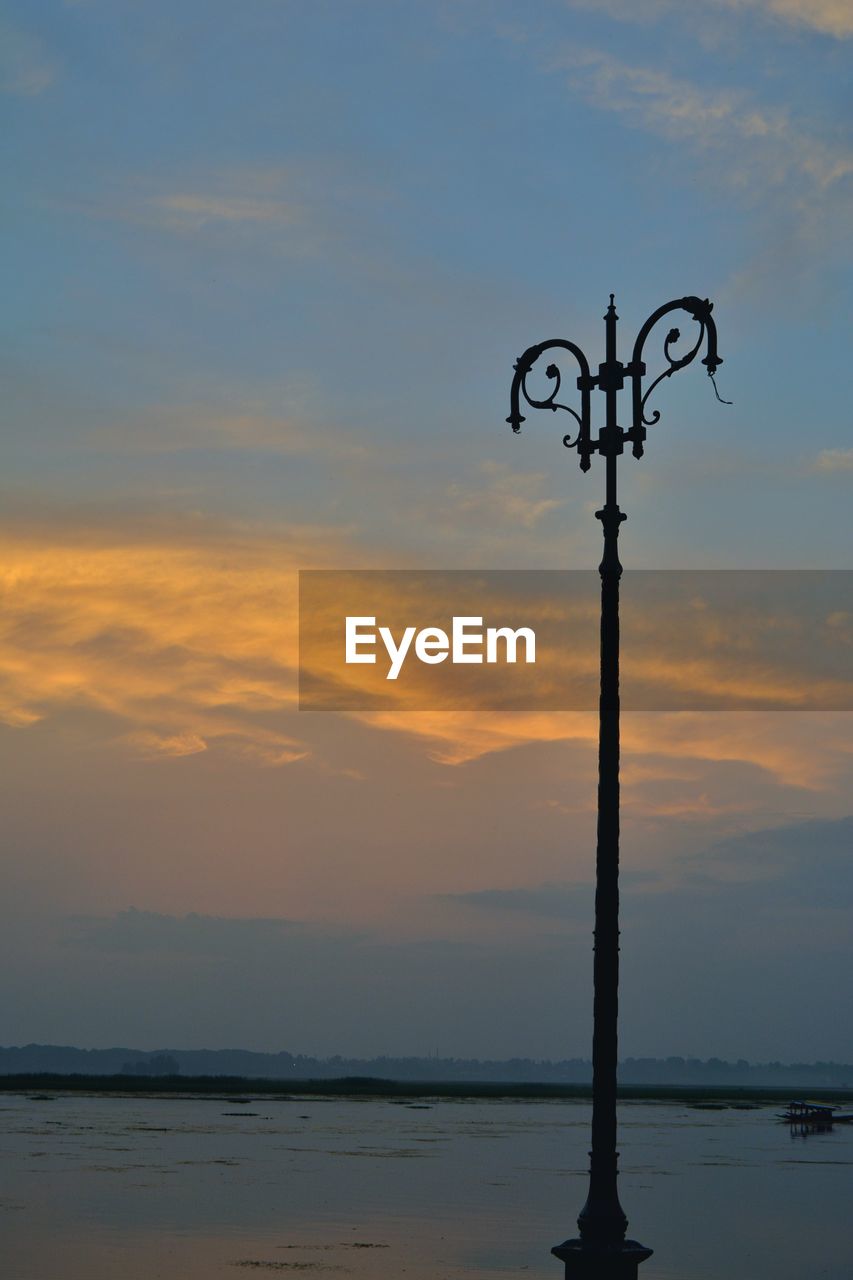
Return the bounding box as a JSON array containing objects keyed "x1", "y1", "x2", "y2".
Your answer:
[{"x1": 2, "y1": 0, "x2": 852, "y2": 1063}]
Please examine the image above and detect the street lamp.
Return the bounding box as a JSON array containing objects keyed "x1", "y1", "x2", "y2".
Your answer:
[{"x1": 507, "y1": 295, "x2": 725, "y2": 1279}]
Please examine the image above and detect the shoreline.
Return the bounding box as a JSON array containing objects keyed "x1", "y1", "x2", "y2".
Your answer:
[{"x1": 3, "y1": 1074, "x2": 853, "y2": 1103}]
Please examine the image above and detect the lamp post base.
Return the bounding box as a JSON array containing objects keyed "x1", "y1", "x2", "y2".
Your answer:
[{"x1": 551, "y1": 1239, "x2": 653, "y2": 1280}]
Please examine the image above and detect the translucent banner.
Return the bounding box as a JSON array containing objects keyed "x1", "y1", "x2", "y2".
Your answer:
[{"x1": 298, "y1": 570, "x2": 853, "y2": 711}]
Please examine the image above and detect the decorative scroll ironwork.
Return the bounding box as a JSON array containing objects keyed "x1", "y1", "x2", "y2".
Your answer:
[
  {"x1": 507, "y1": 294, "x2": 726, "y2": 470},
  {"x1": 637, "y1": 322, "x2": 706, "y2": 426},
  {"x1": 507, "y1": 338, "x2": 594, "y2": 470},
  {"x1": 628, "y1": 297, "x2": 723, "y2": 455}
]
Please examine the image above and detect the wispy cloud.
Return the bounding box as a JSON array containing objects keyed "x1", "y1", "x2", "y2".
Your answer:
[
  {"x1": 814, "y1": 447, "x2": 853, "y2": 472},
  {"x1": 566, "y1": 0, "x2": 853, "y2": 38},
  {"x1": 699, "y1": 813, "x2": 853, "y2": 868},
  {"x1": 0, "y1": 21, "x2": 55, "y2": 95},
  {"x1": 145, "y1": 192, "x2": 303, "y2": 231},
  {"x1": 446, "y1": 461, "x2": 563, "y2": 529},
  {"x1": 69, "y1": 167, "x2": 331, "y2": 256},
  {"x1": 552, "y1": 45, "x2": 852, "y2": 191},
  {"x1": 686, "y1": 816, "x2": 853, "y2": 917},
  {"x1": 91, "y1": 402, "x2": 368, "y2": 461},
  {"x1": 355, "y1": 706, "x2": 852, "y2": 796},
  {"x1": 125, "y1": 730, "x2": 209, "y2": 759},
  {"x1": 545, "y1": 41, "x2": 852, "y2": 297},
  {"x1": 730, "y1": 0, "x2": 853, "y2": 38}
]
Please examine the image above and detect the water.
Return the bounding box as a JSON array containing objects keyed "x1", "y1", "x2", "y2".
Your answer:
[{"x1": 1, "y1": 1093, "x2": 851, "y2": 1278}]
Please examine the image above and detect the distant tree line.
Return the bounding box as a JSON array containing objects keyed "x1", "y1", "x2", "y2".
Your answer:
[
  {"x1": 0, "y1": 1044, "x2": 851, "y2": 1087},
  {"x1": 120, "y1": 1053, "x2": 179, "y2": 1076}
]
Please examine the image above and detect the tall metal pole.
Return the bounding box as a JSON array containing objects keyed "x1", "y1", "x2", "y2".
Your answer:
[
  {"x1": 579, "y1": 298, "x2": 629, "y2": 1247},
  {"x1": 507, "y1": 293, "x2": 724, "y2": 1280}
]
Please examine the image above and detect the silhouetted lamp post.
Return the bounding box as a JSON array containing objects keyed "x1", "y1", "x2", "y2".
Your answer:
[{"x1": 507, "y1": 295, "x2": 725, "y2": 1279}]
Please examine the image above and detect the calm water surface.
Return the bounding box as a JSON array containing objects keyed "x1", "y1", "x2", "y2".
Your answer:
[{"x1": 1, "y1": 1093, "x2": 851, "y2": 1279}]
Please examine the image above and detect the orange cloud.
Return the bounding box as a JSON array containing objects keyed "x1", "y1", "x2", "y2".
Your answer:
[
  {"x1": 0, "y1": 521, "x2": 313, "y2": 762},
  {"x1": 353, "y1": 707, "x2": 849, "y2": 791},
  {"x1": 0, "y1": 520, "x2": 849, "y2": 795}
]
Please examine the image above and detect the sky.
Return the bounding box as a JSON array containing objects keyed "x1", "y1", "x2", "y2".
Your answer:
[{"x1": 1, "y1": 0, "x2": 852, "y2": 1063}]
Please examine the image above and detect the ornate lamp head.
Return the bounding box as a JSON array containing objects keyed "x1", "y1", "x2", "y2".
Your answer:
[{"x1": 508, "y1": 295, "x2": 728, "y2": 472}]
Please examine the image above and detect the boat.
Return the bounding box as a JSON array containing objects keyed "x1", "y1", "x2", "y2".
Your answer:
[
  {"x1": 779, "y1": 1100, "x2": 853, "y2": 1126},
  {"x1": 780, "y1": 1100, "x2": 836, "y2": 1123}
]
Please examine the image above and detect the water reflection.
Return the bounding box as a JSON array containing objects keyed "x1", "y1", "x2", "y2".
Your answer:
[
  {"x1": 787, "y1": 1120, "x2": 836, "y2": 1139},
  {"x1": 0, "y1": 1094, "x2": 851, "y2": 1279}
]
